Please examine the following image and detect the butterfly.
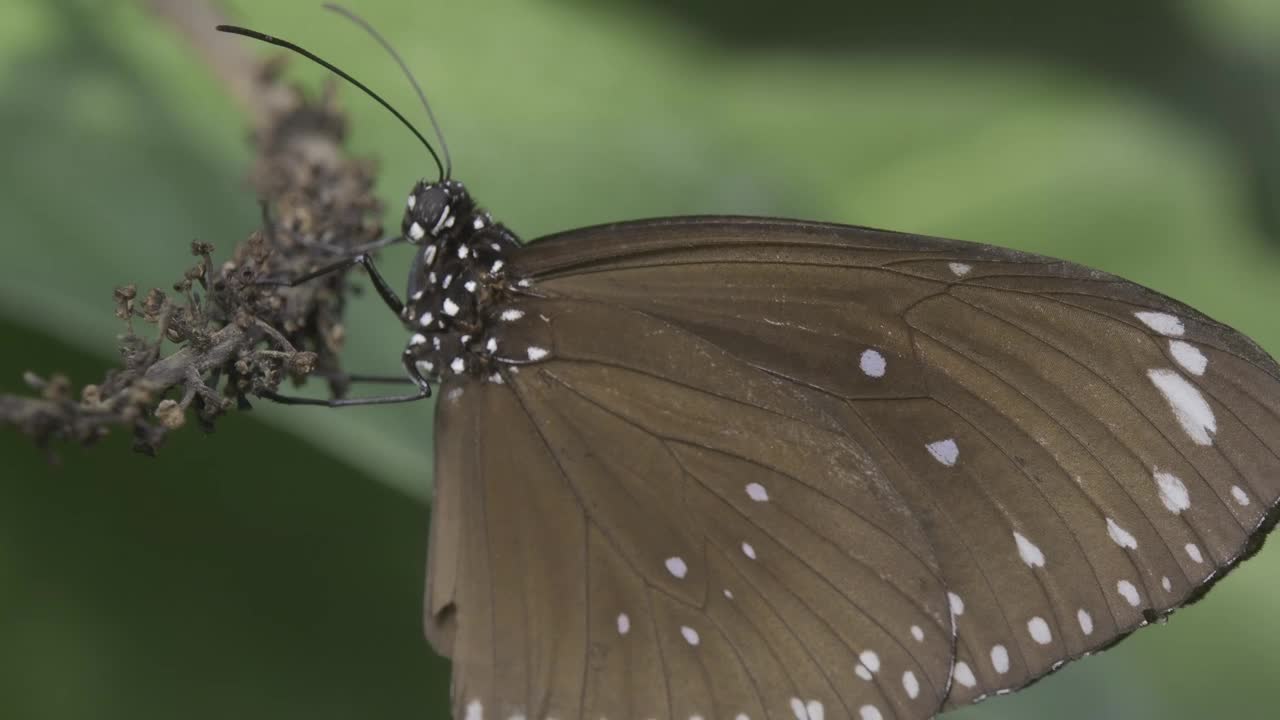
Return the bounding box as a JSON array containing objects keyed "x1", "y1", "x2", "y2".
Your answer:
[{"x1": 221, "y1": 13, "x2": 1280, "y2": 720}]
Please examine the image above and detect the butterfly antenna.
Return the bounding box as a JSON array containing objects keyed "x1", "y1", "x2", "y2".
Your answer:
[
  {"x1": 216, "y1": 24, "x2": 445, "y2": 180},
  {"x1": 322, "y1": 4, "x2": 453, "y2": 180}
]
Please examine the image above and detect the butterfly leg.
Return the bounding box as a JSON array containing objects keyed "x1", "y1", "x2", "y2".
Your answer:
[
  {"x1": 254, "y1": 387, "x2": 430, "y2": 407},
  {"x1": 257, "y1": 253, "x2": 405, "y2": 317}
]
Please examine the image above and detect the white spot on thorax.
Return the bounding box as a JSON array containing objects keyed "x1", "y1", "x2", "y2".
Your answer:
[
  {"x1": 1117, "y1": 579, "x2": 1141, "y2": 607},
  {"x1": 949, "y1": 592, "x2": 965, "y2": 616},
  {"x1": 665, "y1": 556, "x2": 688, "y2": 578},
  {"x1": 450, "y1": 357, "x2": 465, "y2": 374},
  {"x1": 859, "y1": 705, "x2": 883, "y2": 720},
  {"x1": 1231, "y1": 485, "x2": 1251, "y2": 506},
  {"x1": 409, "y1": 333, "x2": 427, "y2": 346},
  {"x1": 1169, "y1": 340, "x2": 1207, "y2": 375},
  {"x1": 443, "y1": 298, "x2": 461, "y2": 317},
  {"x1": 443, "y1": 274, "x2": 454, "y2": 288},
  {"x1": 745, "y1": 482, "x2": 769, "y2": 502},
  {"x1": 418, "y1": 312, "x2": 434, "y2": 327},
  {"x1": 1027, "y1": 616, "x2": 1052, "y2": 645},
  {"x1": 949, "y1": 262, "x2": 972, "y2": 277},
  {"x1": 1106, "y1": 517, "x2": 1138, "y2": 549},
  {"x1": 616, "y1": 613, "x2": 630, "y2": 635},
  {"x1": 486, "y1": 337, "x2": 498, "y2": 353},
  {"x1": 680, "y1": 625, "x2": 700, "y2": 646},
  {"x1": 741, "y1": 542, "x2": 757, "y2": 560},
  {"x1": 500, "y1": 308, "x2": 525, "y2": 322},
  {"x1": 473, "y1": 217, "x2": 485, "y2": 230},
  {"x1": 927, "y1": 438, "x2": 959, "y2": 466},
  {"x1": 1077, "y1": 608, "x2": 1094, "y2": 635},
  {"x1": 1147, "y1": 368, "x2": 1216, "y2": 445},
  {"x1": 991, "y1": 644, "x2": 1010, "y2": 674},
  {"x1": 902, "y1": 670, "x2": 920, "y2": 699},
  {"x1": 1185, "y1": 542, "x2": 1204, "y2": 564},
  {"x1": 1135, "y1": 311, "x2": 1185, "y2": 336},
  {"x1": 1013, "y1": 531, "x2": 1046, "y2": 567},
  {"x1": 408, "y1": 221, "x2": 425, "y2": 241},
  {"x1": 465, "y1": 699, "x2": 482, "y2": 720},
  {"x1": 1153, "y1": 470, "x2": 1191, "y2": 513},
  {"x1": 491, "y1": 260, "x2": 505, "y2": 274},
  {"x1": 859, "y1": 349, "x2": 887, "y2": 378},
  {"x1": 527, "y1": 346, "x2": 549, "y2": 361},
  {"x1": 457, "y1": 244, "x2": 470, "y2": 259},
  {"x1": 464, "y1": 280, "x2": 477, "y2": 293},
  {"x1": 859, "y1": 650, "x2": 880, "y2": 673},
  {"x1": 424, "y1": 244, "x2": 438, "y2": 265},
  {"x1": 953, "y1": 661, "x2": 976, "y2": 688},
  {"x1": 911, "y1": 624, "x2": 924, "y2": 642}
]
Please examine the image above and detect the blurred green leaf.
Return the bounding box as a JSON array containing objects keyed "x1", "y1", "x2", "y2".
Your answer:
[{"x1": 2, "y1": 1, "x2": 1279, "y2": 718}]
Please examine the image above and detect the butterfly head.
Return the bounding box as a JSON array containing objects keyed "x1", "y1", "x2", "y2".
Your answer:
[{"x1": 403, "y1": 180, "x2": 470, "y2": 244}]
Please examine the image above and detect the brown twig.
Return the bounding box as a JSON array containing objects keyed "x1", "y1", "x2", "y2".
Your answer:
[{"x1": 0, "y1": 1, "x2": 384, "y2": 455}]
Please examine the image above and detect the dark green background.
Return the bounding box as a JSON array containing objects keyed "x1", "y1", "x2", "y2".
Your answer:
[{"x1": 2, "y1": 1, "x2": 1278, "y2": 718}]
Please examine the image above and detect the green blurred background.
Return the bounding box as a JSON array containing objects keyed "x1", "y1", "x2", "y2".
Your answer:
[{"x1": 2, "y1": 1, "x2": 1278, "y2": 718}]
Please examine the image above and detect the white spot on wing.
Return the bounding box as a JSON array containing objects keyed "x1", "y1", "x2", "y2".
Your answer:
[
  {"x1": 949, "y1": 592, "x2": 965, "y2": 617},
  {"x1": 1162, "y1": 576, "x2": 1173, "y2": 592},
  {"x1": 859, "y1": 349, "x2": 886, "y2": 378},
  {"x1": 1185, "y1": 542, "x2": 1204, "y2": 564},
  {"x1": 806, "y1": 700, "x2": 824, "y2": 720},
  {"x1": 1148, "y1": 368, "x2": 1216, "y2": 445},
  {"x1": 1106, "y1": 517, "x2": 1138, "y2": 549},
  {"x1": 855, "y1": 664, "x2": 872, "y2": 681},
  {"x1": 526, "y1": 346, "x2": 549, "y2": 361},
  {"x1": 949, "y1": 262, "x2": 972, "y2": 277},
  {"x1": 927, "y1": 439, "x2": 959, "y2": 466},
  {"x1": 680, "y1": 625, "x2": 700, "y2": 646},
  {"x1": 1153, "y1": 470, "x2": 1191, "y2": 513},
  {"x1": 1013, "y1": 531, "x2": 1046, "y2": 567},
  {"x1": 859, "y1": 650, "x2": 880, "y2": 673},
  {"x1": 1135, "y1": 311, "x2": 1185, "y2": 336},
  {"x1": 902, "y1": 670, "x2": 920, "y2": 699},
  {"x1": 991, "y1": 644, "x2": 1010, "y2": 674},
  {"x1": 953, "y1": 661, "x2": 976, "y2": 688},
  {"x1": 1027, "y1": 616, "x2": 1052, "y2": 645},
  {"x1": 665, "y1": 556, "x2": 688, "y2": 579},
  {"x1": 500, "y1": 308, "x2": 525, "y2": 322},
  {"x1": 1078, "y1": 608, "x2": 1094, "y2": 635},
  {"x1": 1117, "y1": 579, "x2": 1141, "y2": 607},
  {"x1": 790, "y1": 698, "x2": 806, "y2": 720},
  {"x1": 911, "y1": 624, "x2": 924, "y2": 642},
  {"x1": 859, "y1": 706, "x2": 883, "y2": 720},
  {"x1": 616, "y1": 613, "x2": 630, "y2": 635},
  {"x1": 745, "y1": 482, "x2": 769, "y2": 502},
  {"x1": 1231, "y1": 485, "x2": 1251, "y2": 506},
  {"x1": 465, "y1": 699, "x2": 482, "y2": 720},
  {"x1": 1169, "y1": 340, "x2": 1207, "y2": 376},
  {"x1": 741, "y1": 541, "x2": 757, "y2": 560}
]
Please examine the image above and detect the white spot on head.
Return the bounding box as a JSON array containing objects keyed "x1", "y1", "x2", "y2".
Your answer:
[
  {"x1": 1153, "y1": 470, "x2": 1191, "y2": 513},
  {"x1": 1169, "y1": 340, "x2": 1207, "y2": 376},
  {"x1": 1078, "y1": 608, "x2": 1094, "y2": 635},
  {"x1": 1185, "y1": 542, "x2": 1204, "y2": 564},
  {"x1": 1162, "y1": 576, "x2": 1173, "y2": 592},
  {"x1": 859, "y1": 650, "x2": 880, "y2": 673},
  {"x1": 949, "y1": 592, "x2": 965, "y2": 617},
  {"x1": 680, "y1": 625, "x2": 700, "y2": 646},
  {"x1": 473, "y1": 217, "x2": 485, "y2": 230},
  {"x1": 665, "y1": 556, "x2": 688, "y2": 579},
  {"x1": 953, "y1": 661, "x2": 976, "y2": 688},
  {"x1": 616, "y1": 613, "x2": 630, "y2": 635},
  {"x1": 902, "y1": 670, "x2": 920, "y2": 699},
  {"x1": 805, "y1": 700, "x2": 824, "y2": 720},
  {"x1": 949, "y1": 262, "x2": 972, "y2": 277},
  {"x1": 408, "y1": 222, "x2": 425, "y2": 241},
  {"x1": 741, "y1": 541, "x2": 757, "y2": 560},
  {"x1": 1148, "y1": 368, "x2": 1216, "y2": 445},
  {"x1": 1231, "y1": 485, "x2": 1251, "y2": 506},
  {"x1": 1013, "y1": 531, "x2": 1046, "y2": 568},
  {"x1": 500, "y1": 308, "x2": 525, "y2": 322},
  {"x1": 927, "y1": 438, "x2": 959, "y2": 466},
  {"x1": 486, "y1": 337, "x2": 498, "y2": 353},
  {"x1": 745, "y1": 482, "x2": 769, "y2": 502},
  {"x1": 1117, "y1": 579, "x2": 1141, "y2": 607},
  {"x1": 423, "y1": 244, "x2": 438, "y2": 265},
  {"x1": 859, "y1": 706, "x2": 883, "y2": 720},
  {"x1": 465, "y1": 699, "x2": 482, "y2": 720},
  {"x1": 450, "y1": 357, "x2": 465, "y2": 374},
  {"x1": 1027, "y1": 616, "x2": 1052, "y2": 645},
  {"x1": 442, "y1": 298, "x2": 461, "y2": 317},
  {"x1": 415, "y1": 360, "x2": 434, "y2": 375},
  {"x1": 526, "y1": 346, "x2": 549, "y2": 361},
  {"x1": 911, "y1": 624, "x2": 924, "y2": 642},
  {"x1": 1135, "y1": 311, "x2": 1185, "y2": 336},
  {"x1": 406, "y1": 194, "x2": 416, "y2": 209},
  {"x1": 991, "y1": 644, "x2": 1010, "y2": 674},
  {"x1": 859, "y1": 349, "x2": 886, "y2": 378},
  {"x1": 1106, "y1": 517, "x2": 1138, "y2": 549},
  {"x1": 855, "y1": 664, "x2": 872, "y2": 681}
]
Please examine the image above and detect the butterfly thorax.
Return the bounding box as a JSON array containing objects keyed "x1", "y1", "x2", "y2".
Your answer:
[{"x1": 398, "y1": 179, "x2": 522, "y2": 386}]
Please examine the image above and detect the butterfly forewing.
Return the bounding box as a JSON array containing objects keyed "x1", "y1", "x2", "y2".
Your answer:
[{"x1": 442, "y1": 216, "x2": 1280, "y2": 715}]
